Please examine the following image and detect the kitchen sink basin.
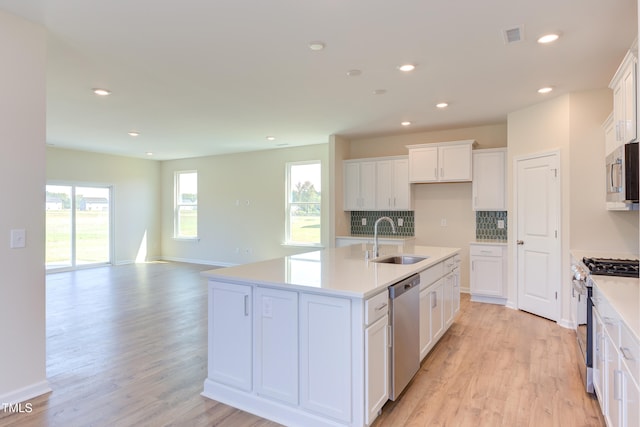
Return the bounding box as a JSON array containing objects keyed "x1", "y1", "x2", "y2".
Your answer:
[{"x1": 372, "y1": 255, "x2": 428, "y2": 265}]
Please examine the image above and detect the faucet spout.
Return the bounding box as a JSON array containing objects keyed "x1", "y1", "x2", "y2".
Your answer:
[{"x1": 373, "y1": 216, "x2": 397, "y2": 258}]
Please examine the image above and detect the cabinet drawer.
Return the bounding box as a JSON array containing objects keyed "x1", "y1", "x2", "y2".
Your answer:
[
  {"x1": 620, "y1": 322, "x2": 640, "y2": 386},
  {"x1": 470, "y1": 245, "x2": 503, "y2": 257},
  {"x1": 365, "y1": 291, "x2": 389, "y2": 326},
  {"x1": 444, "y1": 254, "x2": 460, "y2": 273},
  {"x1": 419, "y1": 262, "x2": 444, "y2": 290}
]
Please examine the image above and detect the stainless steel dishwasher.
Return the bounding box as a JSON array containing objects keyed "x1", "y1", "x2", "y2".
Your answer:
[{"x1": 388, "y1": 273, "x2": 420, "y2": 400}]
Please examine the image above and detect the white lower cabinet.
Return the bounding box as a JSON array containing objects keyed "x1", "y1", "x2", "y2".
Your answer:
[
  {"x1": 365, "y1": 314, "x2": 389, "y2": 425},
  {"x1": 254, "y1": 287, "x2": 298, "y2": 404},
  {"x1": 592, "y1": 285, "x2": 640, "y2": 427},
  {"x1": 470, "y1": 243, "x2": 507, "y2": 304},
  {"x1": 208, "y1": 281, "x2": 253, "y2": 391},
  {"x1": 300, "y1": 293, "x2": 352, "y2": 422},
  {"x1": 593, "y1": 308, "x2": 606, "y2": 415}
]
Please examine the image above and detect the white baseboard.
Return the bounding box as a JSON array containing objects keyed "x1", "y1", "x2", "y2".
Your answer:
[{"x1": 0, "y1": 381, "x2": 51, "y2": 405}]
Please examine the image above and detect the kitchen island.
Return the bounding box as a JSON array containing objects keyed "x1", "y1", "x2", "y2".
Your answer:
[{"x1": 201, "y1": 243, "x2": 460, "y2": 427}]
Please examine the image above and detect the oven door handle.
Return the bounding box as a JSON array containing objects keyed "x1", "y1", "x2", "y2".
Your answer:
[{"x1": 572, "y1": 279, "x2": 587, "y2": 296}]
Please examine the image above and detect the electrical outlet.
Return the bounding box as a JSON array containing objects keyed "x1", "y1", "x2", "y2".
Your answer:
[
  {"x1": 397, "y1": 218, "x2": 404, "y2": 227},
  {"x1": 440, "y1": 219, "x2": 447, "y2": 227},
  {"x1": 361, "y1": 218, "x2": 367, "y2": 226},
  {"x1": 497, "y1": 220, "x2": 505, "y2": 229},
  {"x1": 10, "y1": 229, "x2": 26, "y2": 248}
]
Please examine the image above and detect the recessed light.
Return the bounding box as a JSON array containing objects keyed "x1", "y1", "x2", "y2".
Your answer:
[
  {"x1": 128, "y1": 131, "x2": 140, "y2": 137},
  {"x1": 308, "y1": 41, "x2": 325, "y2": 51},
  {"x1": 401, "y1": 121, "x2": 412, "y2": 126},
  {"x1": 537, "y1": 33, "x2": 559, "y2": 44},
  {"x1": 538, "y1": 86, "x2": 553, "y2": 94},
  {"x1": 398, "y1": 64, "x2": 416, "y2": 72},
  {"x1": 266, "y1": 136, "x2": 276, "y2": 141},
  {"x1": 373, "y1": 89, "x2": 387, "y2": 95},
  {"x1": 93, "y1": 88, "x2": 111, "y2": 96},
  {"x1": 436, "y1": 102, "x2": 449, "y2": 109},
  {"x1": 346, "y1": 69, "x2": 362, "y2": 77},
  {"x1": 145, "y1": 152, "x2": 153, "y2": 156}
]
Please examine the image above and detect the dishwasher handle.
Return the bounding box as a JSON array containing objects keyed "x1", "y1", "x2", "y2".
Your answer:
[{"x1": 389, "y1": 274, "x2": 420, "y2": 299}]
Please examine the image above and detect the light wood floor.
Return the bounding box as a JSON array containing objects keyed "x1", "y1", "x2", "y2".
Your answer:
[{"x1": 0, "y1": 262, "x2": 604, "y2": 427}]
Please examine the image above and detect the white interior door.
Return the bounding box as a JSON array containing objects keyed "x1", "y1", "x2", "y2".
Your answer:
[{"x1": 515, "y1": 152, "x2": 561, "y2": 321}]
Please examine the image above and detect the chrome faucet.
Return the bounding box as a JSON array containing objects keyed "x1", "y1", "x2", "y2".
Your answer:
[{"x1": 373, "y1": 216, "x2": 397, "y2": 258}]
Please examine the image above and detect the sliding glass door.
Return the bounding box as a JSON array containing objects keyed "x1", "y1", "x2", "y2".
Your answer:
[{"x1": 46, "y1": 184, "x2": 112, "y2": 270}]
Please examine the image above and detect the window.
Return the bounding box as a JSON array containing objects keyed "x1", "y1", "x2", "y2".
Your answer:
[
  {"x1": 286, "y1": 161, "x2": 321, "y2": 245},
  {"x1": 175, "y1": 171, "x2": 198, "y2": 239}
]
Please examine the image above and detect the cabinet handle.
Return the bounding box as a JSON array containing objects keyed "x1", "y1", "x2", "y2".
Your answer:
[
  {"x1": 434, "y1": 167, "x2": 438, "y2": 178},
  {"x1": 375, "y1": 302, "x2": 388, "y2": 311},
  {"x1": 613, "y1": 369, "x2": 623, "y2": 401},
  {"x1": 440, "y1": 167, "x2": 444, "y2": 178},
  {"x1": 244, "y1": 295, "x2": 249, "y2": 316},
  {"x1": 387, "y1": 325, "x2": 393, "y2": 348},
  {"x1": 620, "y1": 346, "x2": 634, "y2": 361},
  {"x1": 431, "y1": 291, "x2": 437, "y2": 309}
]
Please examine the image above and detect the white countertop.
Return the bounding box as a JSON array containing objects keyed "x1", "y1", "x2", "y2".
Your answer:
[
  {"x1": 202, "y1": 244, "x2": 460, "y2": 299},
  {"x1": 590, "y1": 274, "x2": 640, "y2": 341}
]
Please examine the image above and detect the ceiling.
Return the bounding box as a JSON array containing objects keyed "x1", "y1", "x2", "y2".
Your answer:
[{"x1": 0, "y1": 0, "x2": 637, "y2": 160}]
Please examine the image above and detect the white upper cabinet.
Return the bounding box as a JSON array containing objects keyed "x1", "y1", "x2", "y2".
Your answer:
[
  {"x1": 407, "y1": 140, "x2": 475, "y2": 183},
  {"x1": 344, "y1": 156, "x2": 411, "y2": 211},
  {"x1": 472, "y1": 148, "x2": 507, "y2": 211},
  {"x1": 609, "y1": 47, "x2": 638, "y2": 147},
  {"x1": 344, "y1": 160, "x2": 376, "y2": 210},
  {"x1": 376, "y1": 157, "x2": 411, "y2": 210}
]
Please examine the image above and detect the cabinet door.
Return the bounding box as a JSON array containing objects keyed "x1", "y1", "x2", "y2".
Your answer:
[
  {"x1": 605, "y1": 329, "x2": 621, "y2": 427},
  {"x1": 300, "y1": 293, "x2": 352, "y2": 422},
  {"x1": 439, "y1": 144, "x2": 472, "y2": 181},
  {"x1": 430, "y1": 281, "x2": 444, "y2": 341},
  {"x1": 622, "y1": 367, "x2": 639, "y2": 427},
  {"x1": 409, "y1": 147, "x2": 438, "y2": 182},
  {"x1": 344, "y1": 162, "x2": 361, "y2": 210},
  {"x1": 208, "y1": 281, "x2": 253, "y2": 391},
  {"x1": 392, "y1": 158, "x2": 411, "y2": 210},
  {"x1": 376, "y1": 160, "x2": 394, "y2": 209},
  {"x1": 614, "y1": 81, "x2": 625, "y2": 144},
  {"x1": 452, "y1": 268, "x2": 460, "y2": 316},
  {"x1": 254, "y1": 287, "x2": 298, "y2": 404},
  {"x1": 470, "y1": 255, "x2": 504, "y2": 297},
  {"x1": 472, "y1": 149, "x2": 506, "y2": 211},
  {"x1": 365, "y1": 314, "x2": 389, "y2": 425},
  {"x1": 593, "y1": 308, "x2": 607, "y2": 413},
  {"x1": 360, "y1": 161, "x2": 377, "y2": 210},
  {"x1": 443, "y1": 273, "x2": 454, "y2": 327},
  {"x1": 622, "y1": 61, "x2": 637, "y2": 143},
  {"x1": 419, "y1": 287, "x2": 432, "y2": 360}
]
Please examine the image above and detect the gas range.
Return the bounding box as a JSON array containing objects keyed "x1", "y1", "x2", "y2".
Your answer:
[{"x1": 582, "y1": 257, "x2": 639, "y2": 278}]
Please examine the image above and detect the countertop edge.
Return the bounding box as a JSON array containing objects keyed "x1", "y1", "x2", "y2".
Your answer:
[{"x1": 201, "y1": 245, "x2": 461, "y2": 299}]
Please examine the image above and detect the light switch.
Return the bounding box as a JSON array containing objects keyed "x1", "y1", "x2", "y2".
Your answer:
[{"x1": 10, "y1": 229, "x2": 26, "y2": 249}]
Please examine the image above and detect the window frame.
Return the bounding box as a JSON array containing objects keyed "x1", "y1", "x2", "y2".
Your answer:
[
  {"x1": 174, "y1": 170, "x2": 198, "y2": 240},
  {"x1": 285, "y1": 160, "x2": 322, "y2": 247}
]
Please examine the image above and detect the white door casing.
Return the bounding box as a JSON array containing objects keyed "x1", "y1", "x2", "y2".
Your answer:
[{"x1": 515, "y1": 151, "x2": 561, "y2": 321}]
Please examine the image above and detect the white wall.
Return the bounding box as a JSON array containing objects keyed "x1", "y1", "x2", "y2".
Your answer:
[
  {"x1": 569, "y1": 90, "x2": 639, "y2": 254},
  {"x1": 160, "y1": 144, "x2": 329, "y2": 265},
  {"x1": 0, "y1": 11, "x2": 49, "y2": 402},
  {"x1": 46, "y1": 147, "x2": 162, "y2": 264}
]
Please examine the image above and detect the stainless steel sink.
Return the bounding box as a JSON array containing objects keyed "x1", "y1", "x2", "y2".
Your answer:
[{"x1": 372, "y1": 255, "x2": 428, "y2": 265}]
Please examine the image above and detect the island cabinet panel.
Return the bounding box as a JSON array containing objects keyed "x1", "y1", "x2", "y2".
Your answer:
[
  {"x1": 365, "y1": 314, "x2": 389, "y2": 425},
  {"x1": 300, "y1": 293, "x2": 352, "y2": 423},
  {"x1": 254, "y1": 287, "x2": 298, "y2": 404},
  {"x1": 208, "y1": 281, "x2": 252, "y2": 391}
]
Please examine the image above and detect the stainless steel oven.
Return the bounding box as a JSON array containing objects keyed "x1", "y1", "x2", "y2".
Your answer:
[{"x1": 571, "y1": 261, "x2": 592, "y2": 393}]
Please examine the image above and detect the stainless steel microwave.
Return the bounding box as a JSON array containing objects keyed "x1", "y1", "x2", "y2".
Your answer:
[{"x1": 606, "y1": 142, "x2": 639, "y2": 209}]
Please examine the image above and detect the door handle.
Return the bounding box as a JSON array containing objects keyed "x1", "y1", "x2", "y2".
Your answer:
[{"x1": 517, "y1": 240, "x2": 524, "y2": 245}]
